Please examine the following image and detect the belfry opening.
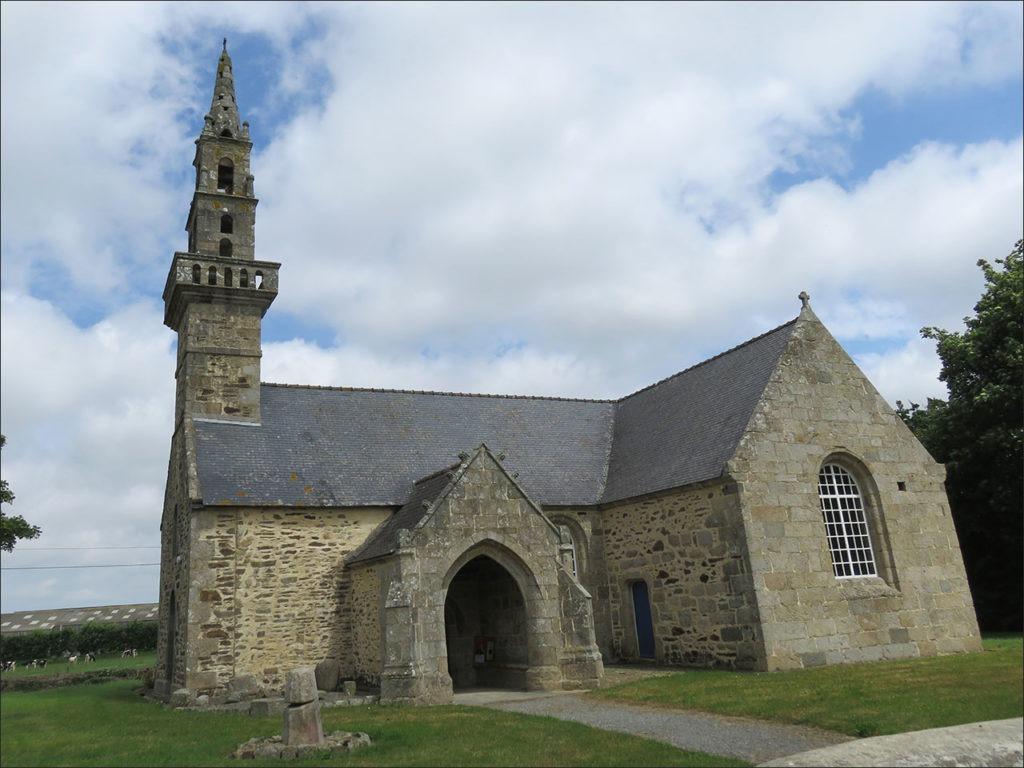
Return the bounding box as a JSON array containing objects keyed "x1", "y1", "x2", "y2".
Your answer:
[{"x1": 444, "y1": 555, "x2": 529, "y2": 690}]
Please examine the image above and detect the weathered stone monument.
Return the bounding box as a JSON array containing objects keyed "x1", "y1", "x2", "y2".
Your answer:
[
  {"x1": 232, "y1": 667, "x2": 371, "y2": 760},
  {"x1": 283, "y1": 667, "x2": 322, "y2": 746}
]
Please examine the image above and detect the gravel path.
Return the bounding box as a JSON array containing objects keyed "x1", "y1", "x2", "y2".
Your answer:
[{"x1": 487, "y1": 694, "x2": 850, "y2": 764}]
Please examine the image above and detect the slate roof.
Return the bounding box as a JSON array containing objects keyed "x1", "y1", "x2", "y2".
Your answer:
[
  {"x1": 346, "y1": 465, "x2": 457, "y2": 564},
  {"x1": 193, "y1": 317, "x2": 797, "y2": 509},
  {"x1": 194, "y1": 387, "x2": 615, "y2": 507},
  {"x1": 600, "y1": 319, "x2": 795, "y2": 502}
]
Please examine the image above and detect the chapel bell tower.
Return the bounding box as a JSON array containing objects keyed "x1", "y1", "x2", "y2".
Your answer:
[{"x1": 163, "y1": 40, "x2": 280, "y2": 425}]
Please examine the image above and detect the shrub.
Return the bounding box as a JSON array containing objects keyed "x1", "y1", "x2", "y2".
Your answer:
[{"x1": 0, "y1": 621, "x2": 157, "y2": 661}]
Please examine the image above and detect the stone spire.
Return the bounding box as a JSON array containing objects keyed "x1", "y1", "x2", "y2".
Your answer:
[
  {"x1": 203, "y1": 39, "x2": 245, "y2": 140},
  {"x1": 163, "y1": 44, "x2": 279, "y2": 426}
]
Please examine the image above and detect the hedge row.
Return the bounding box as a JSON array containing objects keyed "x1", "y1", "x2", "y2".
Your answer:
[{"x1": 0, "y1": 621, "x2": 157, "y2": 661}]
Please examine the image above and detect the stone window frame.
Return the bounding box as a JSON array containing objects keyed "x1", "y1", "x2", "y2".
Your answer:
[
  {"x1": 817, "y1": 452, "x2": 899, "y2": 590},
  {"x1": 548, "y1": 515, "x2": 587, "y2": 580}
]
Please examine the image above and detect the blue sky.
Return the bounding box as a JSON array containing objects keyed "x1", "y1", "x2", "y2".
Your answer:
[{"x1": 1, "y1": 1, "x2": 1021, "y2": 612}]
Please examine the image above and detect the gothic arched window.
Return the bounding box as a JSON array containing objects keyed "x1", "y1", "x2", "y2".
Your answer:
[
  {"x1": 818, "y1": 462, "x2": 878, "y2": 578},
  {"x1": 217, "y1": 159, "x2": 234, "y2": 193},
  {"x1": 220, "y1": 214, "x2": 233, "y2": 234},
  {"x1": 219, "y1": 238, "x2": 232, "y2": 258}
]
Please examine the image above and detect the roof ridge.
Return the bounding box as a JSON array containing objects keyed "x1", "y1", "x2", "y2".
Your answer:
[
  {"x1": 615, "y1": 316, "x2": 799, "y2": 403},
  {"x1": 260, "y1": 381, "x2": 614, "y2": 404}
]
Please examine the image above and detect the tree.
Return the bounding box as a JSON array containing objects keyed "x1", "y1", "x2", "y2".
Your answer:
[
  {"x1": 897, "y1": 240, "x2": 1023, "y2": 631},
  {"x1": 0, "y1": 435, "x2": 42, "y2": 552}
]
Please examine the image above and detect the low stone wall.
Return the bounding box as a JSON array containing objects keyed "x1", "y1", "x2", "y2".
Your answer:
[{"x1": 0, "y1": 666, "x2": 150, "y2": 692}]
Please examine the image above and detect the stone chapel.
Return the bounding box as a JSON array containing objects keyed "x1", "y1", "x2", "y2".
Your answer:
[{"x1": 155, "y1": 46, "x2": 981, "y2": 702}]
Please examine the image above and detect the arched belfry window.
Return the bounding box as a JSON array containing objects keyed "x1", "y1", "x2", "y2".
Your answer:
[
  {"x1": 220, "y1": 214, "x2": 233, "y2": 234},
  {"x1": 191, "y1": 264, "x2": 201, "y2": 284},
  {"x1": 224, "y1": 267, "x2": 233, "y2": 287},
  {"x1": 239, "y1": 268, "x2": 249, "y2": 288},
  {"x1": 254, "y1": 270, "x2": 264, "y2": 289},
  {"x1": 207, "y1": 266, "x2": 217, "y2": 285},
  {"x1": 217, "y1": 159, "x2": 234, "y2": 193},
  {"x1": 818, "y1": 463, "x2": 878, "y2": 578},
  {"x1": 219, "y1": 238, "x2": 232, "y2": 258}
]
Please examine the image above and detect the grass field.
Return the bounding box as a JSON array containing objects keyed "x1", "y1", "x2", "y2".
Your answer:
[
  {"x1": 0, "y1": 679, "x2": 742, "y2": 768},
  {"x1": 0, "y1": 652, "x2": 155, "y2": 679},
  {"x1": 593, "y1": 635, "x2": 1023, "y2": 737}
]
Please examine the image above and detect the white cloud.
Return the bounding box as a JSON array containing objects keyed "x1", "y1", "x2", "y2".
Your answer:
[
  {"x1": 0, "y1": 1, "x2": 1021, "y2": 610},
  {"x1": 856, "y1": 337, "x2": 948, "y2": 408},
  {"x1": 0, "y1": 292, "x2": 175, "y2": 610}
]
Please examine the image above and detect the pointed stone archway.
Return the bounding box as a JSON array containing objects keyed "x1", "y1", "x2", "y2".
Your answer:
[
  {"x1": 441, "y1": 541, "x2": 562, "y2": 692},
  {"x1": 375, "y1": 445, "x2": 604, "y2": 704},
  {"x1": 444, "y1": 554, "x2": 531, "y2": 690}
]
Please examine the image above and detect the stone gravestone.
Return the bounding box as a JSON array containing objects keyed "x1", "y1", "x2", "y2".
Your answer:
[{"x1": 283, "y1": 667, "x2": 323, "y2": 746}]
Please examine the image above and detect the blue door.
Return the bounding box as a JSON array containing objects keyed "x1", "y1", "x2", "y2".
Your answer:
[{"x1": 631, "y1": 581, "x2": 656, "y2": 659}]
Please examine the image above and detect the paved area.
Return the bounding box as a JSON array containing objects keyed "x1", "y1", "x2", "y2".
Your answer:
[
  {"x1": 761, "y1": 717, "x2": 1024, "y2": 767},
  {"x1": 473, "y1": 691, "x2": 849, "y2": 764}
]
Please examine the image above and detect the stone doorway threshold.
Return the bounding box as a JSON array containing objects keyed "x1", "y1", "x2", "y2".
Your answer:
[{"x1": 452, "y1": 687, "x2": 582, "y2": 706}]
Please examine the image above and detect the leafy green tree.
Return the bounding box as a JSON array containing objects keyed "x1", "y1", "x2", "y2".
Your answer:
[
  {"x1": 897, "y1": 240, "x2": 1023, "y2": 631},
  {"x1": 0, "y1": 434, "x2": 42, "y2": 552}
]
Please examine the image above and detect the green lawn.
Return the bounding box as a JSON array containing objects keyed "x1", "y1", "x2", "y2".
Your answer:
[
  {"x1": 0, "y1": 679, "x2": 743, "y2": 767},
  {"x1": 1, "y1": 652, "x2": 155, "y2": 679},
  {"x1": 594, "y1": 635, "x2": 1023, "y2": 737}
]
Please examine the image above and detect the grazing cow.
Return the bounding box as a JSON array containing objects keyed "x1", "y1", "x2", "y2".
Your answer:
[
  {"x1": 85, "y1": 652, "x2": 96, "y2": 662},
  {"x1": 68, "y1": 654, "x2": 78, "y2": 664},
  {"x1": 121, "y1": 648, "x2": 138, "y2": 658},
  {"x1": 34, "y1": 659, "x2": 47, "y2": 669},
  {"x1": 2, "y1": 660, "x2": 15, "y2": 671}
]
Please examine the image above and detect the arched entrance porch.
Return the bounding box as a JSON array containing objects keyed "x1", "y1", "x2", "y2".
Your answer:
[{"x1": 444, "y1": 555, "x2": 529, "y2": 690}]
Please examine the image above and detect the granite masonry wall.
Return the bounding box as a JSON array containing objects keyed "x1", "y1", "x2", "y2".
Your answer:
[
  {"x1": 545, "y1": 509, "x2": 614, "y2": 659},
  {"x1": 175, "y1": 302, "x2": 264, "y2": 424},
  {"x1": 183, "y1": 505, "x2": 389, "y2": 692},
  {"x1": 729, "y1": 307, "x2": 982, "y2": 670},
  {"x1": 598, "y1": 481, "x2": 765, "y2": 669},
  {"x1": 348, "y1": 563, "x2": 383, "y2": 686},
  {"x1": 154, "y1": 427, "x2": 194, "y2": 693}
]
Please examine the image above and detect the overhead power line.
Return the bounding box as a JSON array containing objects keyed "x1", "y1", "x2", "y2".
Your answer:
[{"x1": 1, "y1": 563, "x2": 160, "y2": 571}]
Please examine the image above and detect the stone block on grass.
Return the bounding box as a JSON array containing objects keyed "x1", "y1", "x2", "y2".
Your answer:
[
  {"x1": 284, "y1": 667, "x2": 318, "y2": 705},
  {"x1": 282, "y1": 700, "x2": 323, "y2": 746}
]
